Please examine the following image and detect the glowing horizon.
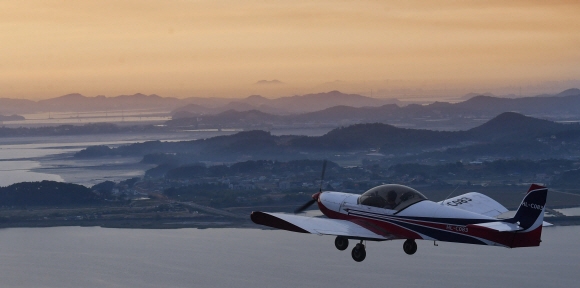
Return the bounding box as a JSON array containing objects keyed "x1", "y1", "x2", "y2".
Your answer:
[{"x1": 1, "y1": 0, "x2": 579, "y2": 100}]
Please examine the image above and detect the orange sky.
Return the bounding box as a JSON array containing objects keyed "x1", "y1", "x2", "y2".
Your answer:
[{"x1": 1, "y1": 0, "x2": 579, "y2": 99}]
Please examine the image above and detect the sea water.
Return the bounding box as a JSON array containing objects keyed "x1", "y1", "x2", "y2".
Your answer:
[{"x1": 0, "y1": 225, "x2": 577, "y2": 288}]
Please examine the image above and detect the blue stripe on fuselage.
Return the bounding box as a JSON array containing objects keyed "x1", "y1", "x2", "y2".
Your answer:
[
  {"x1": 346, "y1": 208, "x2": 496, "y2": 226},
  {"x1": 346, "y1": 209, "x2": 489, "y2": 245}
]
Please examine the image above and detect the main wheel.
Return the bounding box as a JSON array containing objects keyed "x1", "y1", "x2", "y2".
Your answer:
[
  {"x1": 335, "y1": 236, "x2": 349, "y2": 251},
  {"x1": 403, "y1": 239, "x2": 417, "y2": 255},
  {"x1": 351, "y1": 243, "x2": 366, "y2": 262}
]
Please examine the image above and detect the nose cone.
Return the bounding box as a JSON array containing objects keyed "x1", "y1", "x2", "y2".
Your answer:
[
  {"x1": 318, "y1": 192, "x2": 350, "y2": 212},
  {"x1": 312, "y1": 192, "x2": 321, "y2": 200}
]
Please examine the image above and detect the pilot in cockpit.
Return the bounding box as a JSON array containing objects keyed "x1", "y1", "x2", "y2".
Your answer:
[{"x1": 385, "y1": 190, "x2": 398, "y2": 209}]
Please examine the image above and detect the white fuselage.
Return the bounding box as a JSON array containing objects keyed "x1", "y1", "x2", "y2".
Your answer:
[{"x1": 319, "y1": 191, "x2": 496, "y2": 220}]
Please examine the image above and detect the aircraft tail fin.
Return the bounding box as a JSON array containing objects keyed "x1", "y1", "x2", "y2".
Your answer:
[
  {"x1": 512, "y1": 184, "x2": 548, "y2": 230},
  {"x1": 507, "y1": 184, "x2": 548, "y2": 247}
]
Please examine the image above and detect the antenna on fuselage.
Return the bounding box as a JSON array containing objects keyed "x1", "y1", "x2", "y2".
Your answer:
[{"x1": 441, "y1": 183, "x2": 461, "y2": 205}]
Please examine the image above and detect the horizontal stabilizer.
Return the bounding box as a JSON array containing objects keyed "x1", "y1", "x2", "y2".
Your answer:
[
  {"x1": 469, "y1": 221, "x2": 523, "y2": 232},
  {"x1": 251, "y1": 211, "x2": 388, "y2": 240},
  {"x1": 543, "y1": 221, "x2": 553, "y2": 227}
]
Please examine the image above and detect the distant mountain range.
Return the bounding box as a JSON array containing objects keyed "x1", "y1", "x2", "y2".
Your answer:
[
  {"x1": 172, "y1": 91, "x2": 402, "y2": 116},
  {"x1": 2, "y1": 89, "x2": 579, "y2": 128},
  {"x1": 0, "y1": 93, "x2": 183, "y2": 114},
  {"x1": 77, "y1": 112, "x2": 580, "y2": 163},
  {"x1": 166, "y1": 88, "x2": 580, "y2": 131},
  {"x1": 172, "y1": 88, "x2": 580, "y2": 118},
  {"x1": 460, "y1": 88, "x2": 580, "y2": 100},
  {"x1": 0, "y1": 91, "x2": 401, "y2": 115}
]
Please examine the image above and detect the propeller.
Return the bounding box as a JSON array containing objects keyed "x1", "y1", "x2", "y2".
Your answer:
[
  {"x1": 293, "y1": 198, "x2": 317, "y2": 214},
  {"x1": 294, "y1": 160, "x2": 327, "y2": 214}
]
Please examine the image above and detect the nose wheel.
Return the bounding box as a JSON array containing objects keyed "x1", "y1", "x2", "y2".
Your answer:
[
  {"x1": 403, "y1": 239, "x2": 417, "y2": 255},
  {"x1": 351, "y1": 241, "x2": 366, "y2": 262}
]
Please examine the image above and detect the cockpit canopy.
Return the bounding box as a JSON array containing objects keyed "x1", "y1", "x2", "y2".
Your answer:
[{"x1": 358, "y1": 184, "x2": 427, "y2": 211}]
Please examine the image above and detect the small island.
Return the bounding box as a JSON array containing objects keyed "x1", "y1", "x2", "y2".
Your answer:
[{"x1": 0, "y1": 114, "x2": 25, "y2": 122}]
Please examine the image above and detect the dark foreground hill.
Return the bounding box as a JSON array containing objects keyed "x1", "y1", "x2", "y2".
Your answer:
[
  {"x1": 466, "y1": 112, "x2": 574, "y2": 141},
  {"x1": 290, "y1": 123, "x2": 461, "y2": 151},
  {"x1": 0, "y1": 181, "x2": 103, "y2": 206}
]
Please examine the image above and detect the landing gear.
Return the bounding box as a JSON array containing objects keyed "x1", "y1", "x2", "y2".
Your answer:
[
  {"x1": 334, "y1": 236, "x2": 349, "y2": 251},
  {"x1": 403, "y1": 239, "x2": 417, "y2": 255},
  {"x1": 351, "y1": 241, "x2": 366, "y2": 262}
]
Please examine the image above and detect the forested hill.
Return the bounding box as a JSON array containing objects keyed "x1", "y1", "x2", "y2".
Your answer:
[
  {"x1": 0, "y1": 181, "x2": 102, "y2": 206},
  {"x1": 466, "y1": 112, "x2": 576, "y2": 141},
  {"x1": 75, "y1": 112, "x2": 580, "y2": 162},
  {"x1": 289, "y1": 123, "x2": 461, "y2": 151}
]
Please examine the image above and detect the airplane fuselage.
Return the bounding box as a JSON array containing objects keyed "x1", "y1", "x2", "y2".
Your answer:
[
  {"x1": 317, "y1": 191, "x2": 543, "y2": 248},
  {"x1": 251, "y1": 183, "x2": 548, "y2": 262}
]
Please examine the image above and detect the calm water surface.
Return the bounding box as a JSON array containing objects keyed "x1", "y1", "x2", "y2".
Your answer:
[
  {"x1": 0, "y1": 226, "x2": 577, "y2": 288},
  {"x1": 0, "y1": 161, "x2": 64, "y2": 186}
]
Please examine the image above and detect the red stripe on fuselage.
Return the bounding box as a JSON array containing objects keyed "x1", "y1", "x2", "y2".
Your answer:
[
  {"x1": 318, "y1": 200, "x2": 540, "y2": 247},
  {"x1": 361, "y1": 211, "x2": 518, "y2": 246},
  {"x1": 317, "y1": 200, "x2": 421, "y2": 240}
]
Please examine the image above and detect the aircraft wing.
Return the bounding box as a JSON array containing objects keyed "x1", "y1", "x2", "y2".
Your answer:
[
  {"x1": 251, "y1": 211, "x2": 389, "y2": 240},
  {"x1": 438, "y1": 192, "x2": 508, "y2": 217}
]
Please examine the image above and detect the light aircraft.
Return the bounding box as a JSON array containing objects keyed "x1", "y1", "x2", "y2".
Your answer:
[{"x1": 251, "y1": 161, "x2": 549, "y2": 262}]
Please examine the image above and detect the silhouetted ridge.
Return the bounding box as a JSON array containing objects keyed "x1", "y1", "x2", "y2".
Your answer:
[
  {"x1": 460, "y1": 95, "x2": 507, "y2": 108},
  {"x1": 243, "y1": 95, "x2": 270, "y2": 106},
  {"x1": 214, "y1": 109, "x2": 273, "y2": 118},
  {"x1": 292, "y1": 123, "x2": 460, "y2": 150},
  {"x1": 555, "y1": 88, "x2": 580, "y2": 97},
  {"x1": 54, "y1": 93, "x2": 86, "y2": 99},
  {"x1": 468, "y1": 112, "x2": 573, "y2": 141},
  {"x1": 224, "y1": 130, "x2": 271, "y2": 139},
  {"x1": 0, "y1": 181, "x2": 102, "y2": 206}
]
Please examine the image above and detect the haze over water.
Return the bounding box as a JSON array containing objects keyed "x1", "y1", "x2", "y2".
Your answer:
[
  {"x1": 0, "y1": 226, "x2": 576, "y2": 288},
  {"x1": 0, "y1": 127, "x2": 330, "y2": 187}
]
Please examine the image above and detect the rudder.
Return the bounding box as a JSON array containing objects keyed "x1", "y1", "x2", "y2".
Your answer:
[
  {"x1": 512, "y1": 184, "x2": 548, "y2": 230},
  {"x1": 509, "y1": 184, "x2": 548, "y2": 247}
]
